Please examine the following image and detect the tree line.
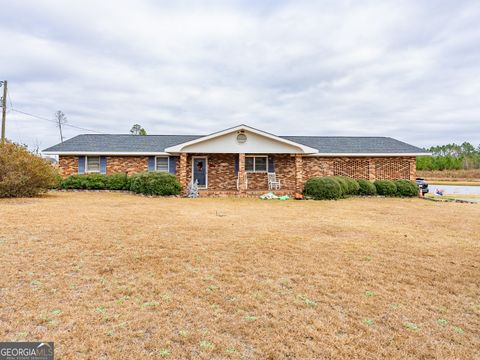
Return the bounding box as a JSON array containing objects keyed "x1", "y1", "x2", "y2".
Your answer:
[{"x1": 417, "y1": 142, "x2": 480, "y2": 170}]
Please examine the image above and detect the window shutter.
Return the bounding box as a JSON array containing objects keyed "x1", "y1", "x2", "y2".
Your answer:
[
  {"x1": 148, "y1": 156, "x2": 155, "y2": 171},
  {"x1": 100, "y1": 156, "x2": 107, "y2": 174},
  {"x1": 268, "y1": 156, "x2": 275, "y2": 172},
  {"x1": 78, "y1": 156, "x2": 85, "y2": 174},
  {"x1": 169, "y1": 156, "x2": 177, "y2": 174},
  {"x1": 234, "y1": 156, "x2": 239, "y2": 176}
]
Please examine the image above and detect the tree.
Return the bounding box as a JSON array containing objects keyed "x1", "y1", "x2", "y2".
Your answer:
[
  {"x1": 55, "y1": 110, "x2": 67, "y2": 142},
  {"x1": 130, "y1": 124, "x2": 147, "y2": 135}
]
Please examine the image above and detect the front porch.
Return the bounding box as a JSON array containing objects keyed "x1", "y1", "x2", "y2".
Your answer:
[{"x1": 176, "y1": 153, "x2": 303, "y2": 195}]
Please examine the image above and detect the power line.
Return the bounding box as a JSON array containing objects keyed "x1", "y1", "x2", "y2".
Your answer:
[{"x1": 10, "y1": 108, "x2": 107, "y2": 134}]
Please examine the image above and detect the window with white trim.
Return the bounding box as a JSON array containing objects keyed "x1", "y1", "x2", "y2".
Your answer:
[
  {"x1": 86, "y1": 156, "x2": 100, "y2": 173},
  {"x1": 155, "y1": 156, "x2": 169, "y2": 172},
  {"x1": 245, "y1": 156, "x2": 268, "y2": 172}
]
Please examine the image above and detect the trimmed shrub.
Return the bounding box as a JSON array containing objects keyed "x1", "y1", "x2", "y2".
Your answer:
[
  {"x1": 129, "y1": 172, "x2": 182, "y2": 196},
  {"x1": 374, "y1": 180, "x2": 397, "y2": 196},
  {"x1": 394, "y1": 180, "x2": 418, "y2": 197},
  {"x1": 357, "y1": 179, "x2": 377, "y2": 196},
  {"x1": 336, "y1": 176, "x2": 360, "y2": 195},
  {"x1": 60, "y1": 174, "x2": 108, "y2": 189},
  {"x1": 60, "y1": 175, "x2": 86, "y2": 189},
  {"x1": 106, "y1": 173, "x2": 129, "y2": 190},
  {"x1": 331, "y1": 176, "x2": 348, "y2": 195},
  {"x1": 303, "y1": 177, "x2": 343, "y2": 200},
  {"x1": 0, "y1": 142, "x2": 58, "y2": 197}
]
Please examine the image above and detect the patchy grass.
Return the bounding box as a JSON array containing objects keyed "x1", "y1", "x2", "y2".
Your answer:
[{"x1": 0, "y1": 192, "x2": 479, "y2": 358}]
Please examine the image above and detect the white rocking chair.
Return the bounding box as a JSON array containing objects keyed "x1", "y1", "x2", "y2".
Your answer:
[{"x1": 268, "y1": 172, "x2": 281, "y2": 190}]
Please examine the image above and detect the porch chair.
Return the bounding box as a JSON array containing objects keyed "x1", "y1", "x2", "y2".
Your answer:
[{"x1": 268, "y1": 172, "x2": 281, "y2": 190}]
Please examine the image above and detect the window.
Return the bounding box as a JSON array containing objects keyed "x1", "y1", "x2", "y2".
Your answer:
[
  {"x1": 155, "y1": 156, "x2": 169, "y2": 172},
  {"x1": 245, "y1": 156, "x2": 268, "y2": 172},
  {"x1": 86, "y1": 156, "x2": 100, "y2": 173}
]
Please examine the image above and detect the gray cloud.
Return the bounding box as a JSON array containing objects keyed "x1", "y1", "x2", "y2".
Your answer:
[{"x1": 1, "y1": 0, "x2": 479, "y2": 151}]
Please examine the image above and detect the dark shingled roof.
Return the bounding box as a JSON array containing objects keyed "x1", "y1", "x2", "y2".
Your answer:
[
  {"x1": 281, "y1": 136, "x2": 425, "y2": 154},
  {"x1": 43, "y1": 134, "x2": 426, "y2": 154}
]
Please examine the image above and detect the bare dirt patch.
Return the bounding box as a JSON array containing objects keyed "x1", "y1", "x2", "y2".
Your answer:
[{"x1": 0, "y1": 193, "x2": 479, "y2": 358}]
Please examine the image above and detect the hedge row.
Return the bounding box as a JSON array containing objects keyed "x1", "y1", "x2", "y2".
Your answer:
[
  {"x1": 303, "y1": 176, "x2": 418, "y2": 200},
  {"x1": 59, "y1": 172, "x2": 182, "y2": 196}
]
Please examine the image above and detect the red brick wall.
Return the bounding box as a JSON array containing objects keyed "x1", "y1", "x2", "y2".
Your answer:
[
  {"x1": 58, "y1": 156, "x2": 78, "y2": 177},
  {"x1": 59, "y1": 155, "x2": 150, "y2": 177},
  {"x1": 58, "y1": 155, "x2": 417, "y2": 187},
  {"x1": 302, "y1": 156, "x2": 416, "y2": 181},
  {"x1": 186, "y1": 154, "x2": 237, "y2": 191},
  {"x1": 106, "y1": 156, "x2": 148, "y2": 175}
]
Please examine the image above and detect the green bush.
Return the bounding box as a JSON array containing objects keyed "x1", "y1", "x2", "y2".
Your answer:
[
  {"x1": 129, "y1": 172, "x2": 182, "y2": 196},
  {"x1": 303, "y1": 177, "x2": 343, "y2": 200},
  {"x1": 60, "y1": 174, "x2": 108, "y2": 189},
  {"x1": 394, "y1": 180, "x2": 418, "y2": 197},
  {"x1": 60, "y1": 175, "x2": 85, "y2": 189},
  {"x1": 0, "y1": 142, "x2": 59, "y2": 197},
  {"x1": 374, "y1": 180, "x2": 397, "y2": 196},
  {"x1": 106, "y1": 173, "x2": 129, "y2": 190},
  {"x1": 331, "y1": 176, "x2": 348, "y2": 195},
  {"x1": 357, "y1": 179, "x2": 377, "y2": 196},
  {"x1": 336, "y1": 176, "x2": 360, "y2": 195}
]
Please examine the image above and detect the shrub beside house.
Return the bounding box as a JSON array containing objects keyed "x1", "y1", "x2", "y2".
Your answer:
[{"x1": 0, "y1": 142, "x2": 59, "y2": 198}]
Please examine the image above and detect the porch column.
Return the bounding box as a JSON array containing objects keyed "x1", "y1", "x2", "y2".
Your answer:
[
  {"x1": 179, "y1": 153, "x2": 188, "y2": 192},
  {"x1": 368, "y1": 158, "x2": 376, "y2": 181},
  {"x1": 295, "y1": 154, "x2": 304, "y2": 193},
  {"x1": 238, "y1": 153, "x2": 246, "y2": 193}
]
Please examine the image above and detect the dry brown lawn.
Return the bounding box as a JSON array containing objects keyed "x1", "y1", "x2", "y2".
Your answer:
[{"x1": 0, "y1": 193, "x2": 479, "y2": 359}]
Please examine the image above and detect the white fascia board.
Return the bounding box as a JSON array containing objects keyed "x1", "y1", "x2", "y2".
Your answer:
[
  {"x1": 42, "y1": 151, "x2": 171, "y2": 156},
  {"x1": 305, "y1": 152, "x2": 432, "y2": 157},
  {"x1": 165, "y1": 124, "x2": 319, "y2": 154}
]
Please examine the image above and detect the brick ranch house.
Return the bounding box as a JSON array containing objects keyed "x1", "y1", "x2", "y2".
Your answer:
[{"x1": 43, "y1": 124, "x2": 429, "y2": 196}]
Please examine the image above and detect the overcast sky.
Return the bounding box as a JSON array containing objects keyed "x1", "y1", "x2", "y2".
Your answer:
[{"x1": 1, "y1": 0, "x2": 479, "y2": 151}]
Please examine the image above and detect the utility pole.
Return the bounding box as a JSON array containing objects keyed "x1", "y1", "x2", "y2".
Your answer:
[
  {"x1": 55, "y1": 110, "x2": 67, "y2": 143},
  {"x1": 1, "y1": 80, "x2": 6, "y2": 145}
]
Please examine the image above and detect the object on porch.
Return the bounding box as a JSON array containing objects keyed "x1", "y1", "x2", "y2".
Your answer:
[
  {"x1": 268, "y1": 172, "x2": 281, "y2": 190},
  {"x1": 187, "y1": 179, "x2": 199, "y2": 198}
]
